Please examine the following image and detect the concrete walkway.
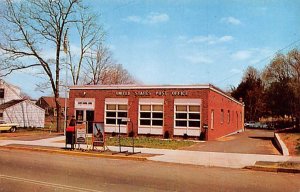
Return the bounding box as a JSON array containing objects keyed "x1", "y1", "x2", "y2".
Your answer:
[{"x1": 1, "y1": 136, "x2": 300, "y2": 169}]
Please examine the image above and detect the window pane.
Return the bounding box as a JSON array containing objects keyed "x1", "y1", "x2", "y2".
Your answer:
[
  {"x1": 76, "y1": 110, "x2": 84, "y2": 121},
  {"x1": 0, "y1": 89, "x2": 4, "y2": 98},
  {"x1": 189, "y1": 113, "x2": 200, "y2": 120},
  {"x1": 176, "y1": 113, "x2": 187, "y2": 119},
  {"x1": 176, "y1": 120, "x2": 187, "y2": 127},
  {"x1": 140, "y1": 105, "x2": 151, "y2": 111},
  {"x1": 118, "y1": 105, "x2": 127, "y2": 110},
  {"x1": 106, "y1": 118, "x2": 116, "y2": 125},
  {"x1": 106, "y1": 112, "x2": 116, "y2": 117},
  {"x1": 176, "y1": 105, "x2": 187, "y2": 111},
  {"x1": 118, "y1": 112, "x2": 127, "y2": 118},
  {"x1": 140, "y1": 119, "x2": 151, "y2": 125},
  {"x1": 153, "y1": 105, "x2": 163, "y2": 111},
  {"x1": 189, "y1": 105, "x2": 200, "y2": 112},
  {"x1": 189, "y1": 121, "x2": 200, "y2": 127},
  {"x1": 152, "y1": 120, "x2": 163, "y2": 126},
  {"x1": 140, "y1": 112, "x2": 151, "y2": 118},
  {"x1": 107, "y1": 104, "x2": 116, "y2": 110},
  {"x1": 152, "y1": 112, "x2": 163, "y2": 119}
]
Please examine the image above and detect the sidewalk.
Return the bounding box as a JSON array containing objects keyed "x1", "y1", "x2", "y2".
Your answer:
[{"x1": 1, "y1": 136, "x2": 300, "y2": 170}]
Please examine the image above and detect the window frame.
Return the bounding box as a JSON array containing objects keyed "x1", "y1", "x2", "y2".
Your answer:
[
  {"x1": 0, "y1": 89, "x2": 4, "y2": 99},
  {"x1": 139, "y1": 104, "x2": 164, "y2": 127},
  {"x1": 174, "y1": 104, "x2": 201, "y2": 129},
  {"x1": 105, "y1": 104, "x2": 128, "y2": 126}
]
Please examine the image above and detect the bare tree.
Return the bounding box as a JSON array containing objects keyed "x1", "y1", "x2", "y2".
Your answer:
[
  {"x1": 0, "y1": 0, "x2": 85, "y2": 132},
  {"x1": 83, "y1": 44, "x2": 112, "y2": 85},
  {"x1": 83, "y1": 44, "x2": 136, "y2": 85},
  {"x1": 102, "y1": 64, "x2": 136, "y2": 85},
  {"x1": 68, "y1": 9, "x2": 104, "y2": 85}
]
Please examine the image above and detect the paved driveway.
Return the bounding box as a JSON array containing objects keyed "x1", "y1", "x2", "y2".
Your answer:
[{"x1": 181, "y1": 129, "x2": 280, "y2": 155}]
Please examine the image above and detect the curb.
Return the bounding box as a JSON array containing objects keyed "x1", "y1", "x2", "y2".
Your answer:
[
  {"x1": 0, "y1": 145, "x2": 147, "y2": 161},
  {"x1": 244, "y1": 166, "x2": 300, "y2": 174},
  {"x1": 274, "y1": 133, "x2": 289, "y2": 156}
]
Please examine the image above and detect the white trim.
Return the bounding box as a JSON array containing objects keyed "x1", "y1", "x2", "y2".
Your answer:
[
  {"x1": 139, "y1": 98, "x2": 164, "y2": 105},
  {"x1": 70, "y1": 84, "x2": 210, "y2": 90},
  {"x1": 69, "y1": 84, "x2": 244, "y2": 106},
  {"x1": 105, "y1": 98, "x2": 128, "y2": 104},
  {"x1": 174, "y1": 98, "x2": 201, "y2": 105}
]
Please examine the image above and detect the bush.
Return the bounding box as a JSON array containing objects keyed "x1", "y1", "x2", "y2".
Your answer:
[
  {"x1": 183, "y1": 133, "x2": 188, "y2": 139},
  {"x1": 128, "y1": 131, "x2": 134, "y2": 137},
  {"x1": 164, "y1": 131, "x2": 170, "y2": 139},
  {"x1": 111, "y1": 132, "x2": 117, "y2": 137}
]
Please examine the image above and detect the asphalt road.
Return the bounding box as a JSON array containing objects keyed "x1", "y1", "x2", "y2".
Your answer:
[{"x1": 0, "y1": 149, "x2": 299, "y2": 192}]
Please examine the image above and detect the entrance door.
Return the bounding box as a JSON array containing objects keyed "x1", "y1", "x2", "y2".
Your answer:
[{"x1": 86, "y1": 110, "x2": 94, "y2": 134}]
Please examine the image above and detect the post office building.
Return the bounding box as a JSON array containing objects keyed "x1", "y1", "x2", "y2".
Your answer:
[{"x1": 68, "y1": 84, "x2": 244, "y2": 140}]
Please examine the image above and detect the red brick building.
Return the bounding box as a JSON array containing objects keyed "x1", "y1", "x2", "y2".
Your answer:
[{"x1": 68, "y1": 84, "x2": 244, "y2": 140}]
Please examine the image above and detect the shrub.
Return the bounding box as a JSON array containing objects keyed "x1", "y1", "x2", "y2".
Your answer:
[{"x1": 164, "y1": 131, "x2": 170, "y2": 139}]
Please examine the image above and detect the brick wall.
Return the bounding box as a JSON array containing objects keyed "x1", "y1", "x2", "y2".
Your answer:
[
  {"x1": 69, "y1": 86, "x2": 244, "y2": 140},
  {"x1": 207, "y1": 89, "x2": 244, "y2": 140}
]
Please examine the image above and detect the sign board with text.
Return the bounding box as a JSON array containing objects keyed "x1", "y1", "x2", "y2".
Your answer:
[
  {"x1": 76, "y1": 122, "x2": 86, "y2": 144},
  {"x1": 93, "y1": 122, "x2": 105, "y2": 147}
]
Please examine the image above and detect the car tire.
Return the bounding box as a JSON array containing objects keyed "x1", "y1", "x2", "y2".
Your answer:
[{"x1": 10, "y1": 127, "x2": 16, "y2": 133}]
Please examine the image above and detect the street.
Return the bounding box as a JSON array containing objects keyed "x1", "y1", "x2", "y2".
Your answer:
[{"x1": 0, "y1": 149, "x2": 299, "y2": 192}]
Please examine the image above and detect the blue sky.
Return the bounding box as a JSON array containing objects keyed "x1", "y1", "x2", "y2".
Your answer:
[{"x1": 6, "y1": 0, "x2": 300, "y2": 98}]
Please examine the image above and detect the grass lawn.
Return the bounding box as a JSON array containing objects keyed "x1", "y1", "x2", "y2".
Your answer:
[
  {"x1": 105, "y1": 136, "x2": 196, "y2": 150},
  {"x1": 279, "y1": 133, "x2": 300, "y2": 156}
]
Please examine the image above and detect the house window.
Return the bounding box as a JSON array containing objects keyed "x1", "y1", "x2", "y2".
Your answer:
[
  {"x1": 0, "y1": 112, "x2": 3, "y2": 120},
  {"x1": 175, "y1": 105, "x2": 200, "y2": 128},
  {"x1": 221, "y1": 109, "x2": 224, "y2": 124},
  {"x1": 76, "y1": 110, "x2": 84, "y2": 121},
  {"x1": 105, "y1": 104, "x2": 128, "y2": 125},
  {"x1": 139, "y1": 104, "x2": 163, "y2": 126},
  {"x1": 54, "y1": 108, "x2": 57, "y2": 117},
  {"x1": 227, "y1": 110, "x2": 230, "y2": 124},
  {"x1": 211, "y1": 110, "x2": 214, "y2": 129},
  {"x1": 0, "y1": 89, "x2": 4, "y2": 99}
]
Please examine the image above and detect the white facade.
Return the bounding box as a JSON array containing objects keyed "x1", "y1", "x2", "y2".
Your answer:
[
  {"x1": 3, "y1": 100, "x2": 45, "y2": 128},
  {"x1": 0, "y1": 79, "x2": 22, "y2": 105}
]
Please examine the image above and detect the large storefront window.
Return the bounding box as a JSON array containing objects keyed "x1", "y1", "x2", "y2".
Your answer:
[
  {"x1": 174, "y1": 99, "x2": 201, "y2": 136},
  {"x1": 139, "y1": 104, "x2": 163, "y2": 126},
  {"x1": 175, "y1": 105, "x2": 200, "y2": 128},
  {"x1": 104, "y1": 98, "x2": 128, "y2": 133},
  {"x1": 138, "y1": 98, "x2": 164, "y2": 135},
  {"x1": 105, "y1": 104, "x2": 128, "y2": 125}
]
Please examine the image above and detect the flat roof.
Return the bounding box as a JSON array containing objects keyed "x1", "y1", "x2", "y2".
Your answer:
[{"x1": 69, "y1": 84, "x2": 244, "y2": 106}]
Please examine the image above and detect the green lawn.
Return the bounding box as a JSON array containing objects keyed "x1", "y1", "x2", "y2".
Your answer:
[{"x1": 105, "y1": 136, "x2": 196, "y2": 150}]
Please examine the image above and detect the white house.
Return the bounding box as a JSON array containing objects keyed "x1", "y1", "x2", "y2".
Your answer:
[
  {"x1": 0, "y1": 79, "x2": 22, "y2": 105},
  {"x1": 0, "y1": 80, "x2": 45, "y2": 128}
]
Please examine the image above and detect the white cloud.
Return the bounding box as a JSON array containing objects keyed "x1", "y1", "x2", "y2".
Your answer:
[
  {"x1": 231, "y1": 50, "x2": 252, "y2": 60},
  {"x1": 183, "y1": 53, "x2": 213, "y2": 64},
  {"x1": 187, "y1": 35, "x2": 233, "y2": 44},
  {"x1": 123, "y1": 12, "x2": 169, "y2": 24},
  {"x1": 221, "y1": 17, "x2": 241, "y2": 25},
  {"x1": 124, "y1": 15, "x2": 142, "y2": 23},
  {"x1": 146, "y1": 12, "x2": 169, "y2": 24}
]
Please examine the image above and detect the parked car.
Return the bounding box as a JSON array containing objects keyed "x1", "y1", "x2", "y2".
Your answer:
[
  {"x1": 0, "y1": 120, "x2": 18, "y2": 133},
  {"x1": 245, "y1": 121, "x2": 269, "y2": 129},
  {"x1": 244, "y1": 121, "x2": 256, "y2": 128}
]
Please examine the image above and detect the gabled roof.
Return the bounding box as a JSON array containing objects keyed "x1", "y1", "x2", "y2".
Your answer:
[
  {"x1": 41, "y1": 97, "x2": 69, "y2": 108},
  {"x1": 0, "y1": 99, "x2": 25, "y2": 110}
]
